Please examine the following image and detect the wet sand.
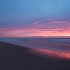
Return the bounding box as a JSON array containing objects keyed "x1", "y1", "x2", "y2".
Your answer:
[{"x1": 0, "y1": 42, "x2": 70, "y2": 70}]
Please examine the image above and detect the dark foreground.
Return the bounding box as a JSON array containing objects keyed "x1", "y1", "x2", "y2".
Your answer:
[{"x1": 0, "y1": 42, "x2": 70, "y2": 70}]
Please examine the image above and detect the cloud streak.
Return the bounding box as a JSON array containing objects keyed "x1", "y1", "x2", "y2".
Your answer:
[{"x1": 0, "y1": 19, "x2": 70, "y2": 37}]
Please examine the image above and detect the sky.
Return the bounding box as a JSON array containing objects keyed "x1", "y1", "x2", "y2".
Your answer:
[{"x1": 0, "y1": 0, "x2": 70, "y2": 37}]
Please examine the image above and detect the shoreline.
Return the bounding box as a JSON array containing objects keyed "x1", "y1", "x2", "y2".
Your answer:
[{"x1": 0, "y1": 42, "x2": 70, "y2": 70}]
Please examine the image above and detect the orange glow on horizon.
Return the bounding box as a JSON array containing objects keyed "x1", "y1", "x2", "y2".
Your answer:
[{"x1": 0, "y1": 27, "x2": 70, "y2": 37}]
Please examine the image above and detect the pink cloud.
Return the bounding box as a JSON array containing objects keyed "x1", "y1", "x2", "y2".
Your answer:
[
  {"x1": 0, "y1": 19, "x2": 70, "y2": 37},
  {"x1": 33, "y1": 21, "x2": 41, "y2": 24}
]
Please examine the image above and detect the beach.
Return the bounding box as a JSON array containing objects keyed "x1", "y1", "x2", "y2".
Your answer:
[{"x1": 0, "y1": 42, "x2": 70, "y2": 70}]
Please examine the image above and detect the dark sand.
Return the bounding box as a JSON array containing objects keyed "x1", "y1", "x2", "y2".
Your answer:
[{"x1": 0, "y1": 42, "x2": 70, "y2": 70}]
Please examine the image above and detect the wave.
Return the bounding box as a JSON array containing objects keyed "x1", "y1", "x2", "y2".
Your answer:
[{"x1": 0, "y1": 38, "x2": 70, "y2": 59}]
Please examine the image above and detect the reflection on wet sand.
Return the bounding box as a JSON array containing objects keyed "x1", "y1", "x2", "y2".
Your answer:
[{"x1": 32, "y1": 48, "x2": 70, "y2": 59}]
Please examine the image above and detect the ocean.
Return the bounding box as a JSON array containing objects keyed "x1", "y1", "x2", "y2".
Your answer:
[{"x1": 0, "y1": 37, "x2": 70, "y2": 52}]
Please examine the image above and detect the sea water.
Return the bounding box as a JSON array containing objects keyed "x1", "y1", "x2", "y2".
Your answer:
[{"x1": 0, "y1": 37, "x2": 70, "y2": 52}]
